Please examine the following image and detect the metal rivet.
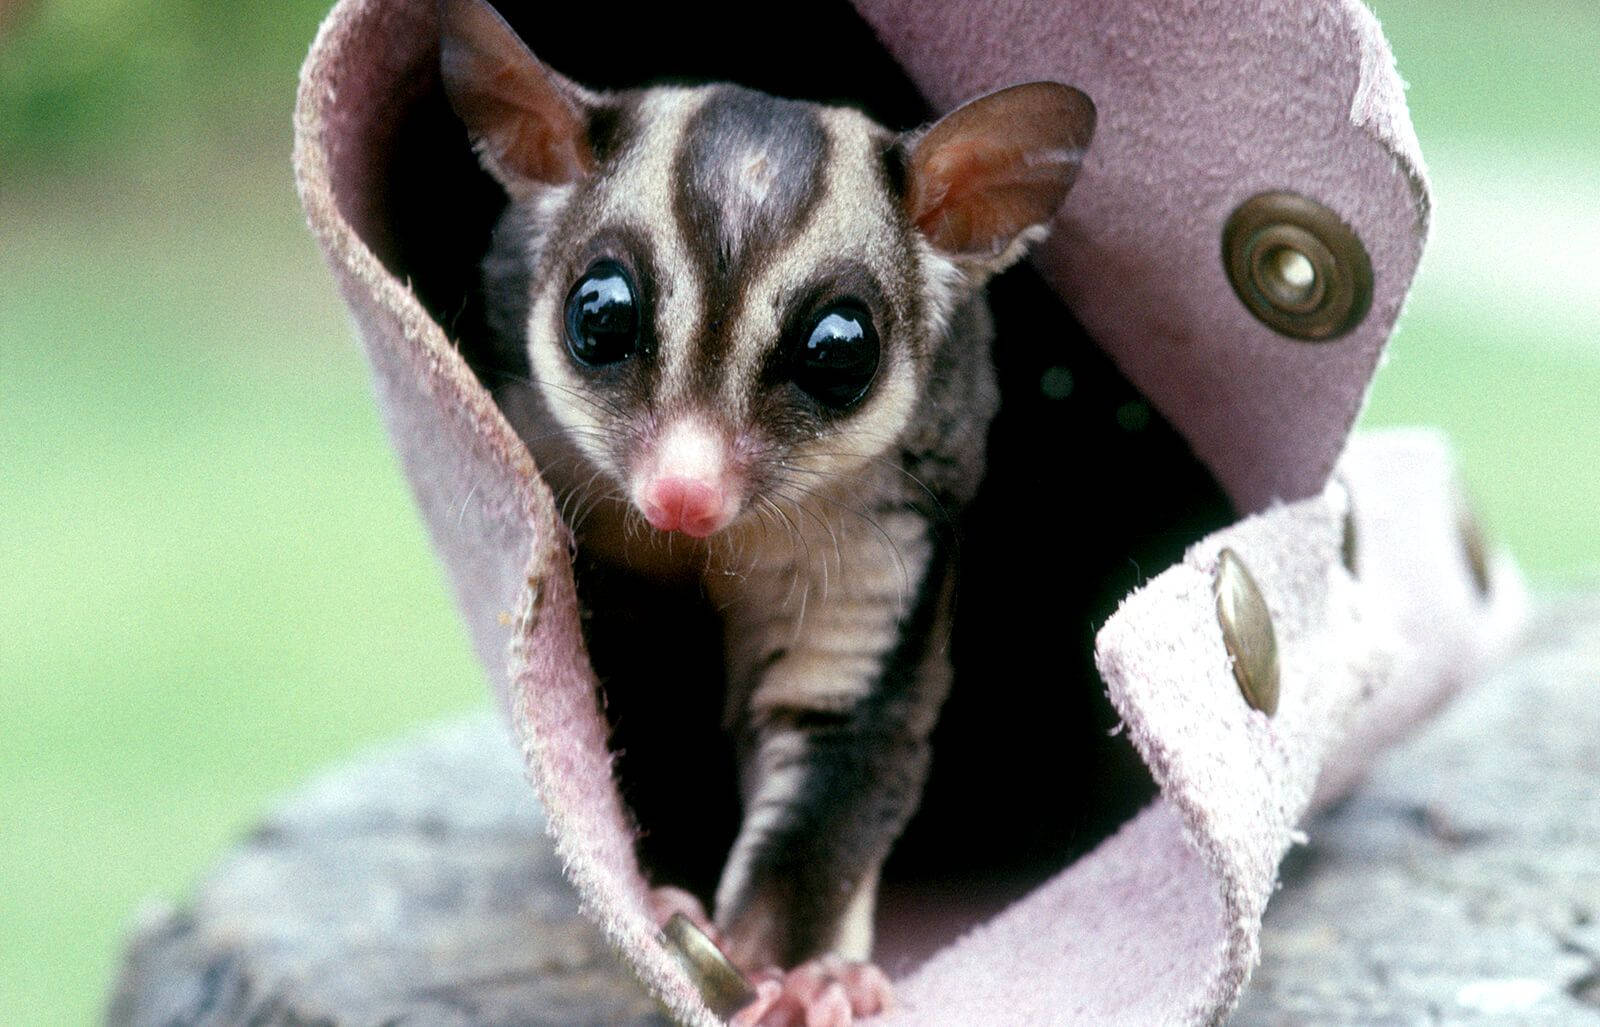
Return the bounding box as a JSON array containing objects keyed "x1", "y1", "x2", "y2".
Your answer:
[
  {"x1": 1222, "y1": 191, "x2": 1374, "y2": 341},
  {"x1": 660, "y1": 913, "x2": 755, "y2": 1017},
  {"x1": 1458, "y1": 504, "x2": 1491, "y2": 598},
  {"x1": 1340, "y1": 508, "x2": 1359, "y2": 576},
  {"x1": 1215, "y1": 548, "x2": 1280, "y2": 716}
]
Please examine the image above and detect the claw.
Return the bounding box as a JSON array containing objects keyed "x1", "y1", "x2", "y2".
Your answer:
[{"x1": 731, "y1": 957, "x2": 893, "y2": 1026}]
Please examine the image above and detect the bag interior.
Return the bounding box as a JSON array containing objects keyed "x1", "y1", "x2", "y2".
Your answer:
[{"x1": 359, "y1": 0, "x2": 1236, "y2": 965}]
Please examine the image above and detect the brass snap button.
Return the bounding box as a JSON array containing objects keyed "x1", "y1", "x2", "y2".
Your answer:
[
  {"x1": 1222, "y1": 191, "x2": 1374, "y2": 341},
  {"x1": 660, "y1": 913, "x2": 755, "y2": 1018},
  {"x1": 1215, "y1": 548, "x2": 1280, "y2": 716}
]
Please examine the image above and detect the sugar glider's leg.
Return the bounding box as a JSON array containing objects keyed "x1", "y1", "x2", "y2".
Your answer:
[{"x1": 712, "y1": 508, "x2": 952, "y2": 1018}]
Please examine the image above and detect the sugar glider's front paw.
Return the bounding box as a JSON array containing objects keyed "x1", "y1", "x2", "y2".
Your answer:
[{"x1": 731, "y1": 956, "x2": 893, "y2": 1027}]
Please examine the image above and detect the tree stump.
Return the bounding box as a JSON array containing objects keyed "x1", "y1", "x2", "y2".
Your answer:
[
  {"x1": 109, "y1": 595, "x2": 1600, "y2": 1024},
  {"x1": 1233, "y1": 593, "x2": 1600, "y2": 1025},
  {"x1": 105, "y1": 717, "x2": 664, "y2": 1026}
]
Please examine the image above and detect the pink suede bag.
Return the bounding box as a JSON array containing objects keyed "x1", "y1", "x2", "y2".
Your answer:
[{"x1": 294, "y1": 1, "x2": 1525, "y2": 1021}]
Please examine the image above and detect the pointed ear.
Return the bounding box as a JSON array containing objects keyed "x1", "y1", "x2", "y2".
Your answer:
[
  {"x1": 438, "y1": 0, "x2": 598, "y2": 199},
  {"x1": 902, "y1": 82, "x2": 1095, "y2": 261}
]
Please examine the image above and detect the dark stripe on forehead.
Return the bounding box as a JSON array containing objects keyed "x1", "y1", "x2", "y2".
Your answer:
[{"x1": 673, "y1": 87, "x2": 830, "y2": 375}]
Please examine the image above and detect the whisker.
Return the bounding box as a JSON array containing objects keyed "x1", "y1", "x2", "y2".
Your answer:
[
  {"x1": 783, "y1": 451, "x2": 956, "y2": 536},
  {"x1": 755, "y1": 494, "x2": 808, "y2": 610},
  {"x1": 493, "y1": 370, "x2": 633, "y2": 423},
  {"x1": 455, "y1": 481, "x2": 481, "y2": 528},
  {"x1": 769, "y1": 479, "x2": 914, "y2": 603},
  {"x1": 568, "y1": 469, "x2": 614, "y2": 531}
]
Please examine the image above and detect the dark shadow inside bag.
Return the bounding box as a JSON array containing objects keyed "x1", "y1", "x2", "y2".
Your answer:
[{"x1": 365, "y1": 0, "x2": 1235, "y2": 946}]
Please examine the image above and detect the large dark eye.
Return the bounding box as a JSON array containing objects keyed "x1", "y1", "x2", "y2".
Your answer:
[
  {"x1": 564, "y1": 260, "x2": 639, "y2": 366},
  {"x1": 792, "y1": 303, "x2": 880, "y2": 410}
]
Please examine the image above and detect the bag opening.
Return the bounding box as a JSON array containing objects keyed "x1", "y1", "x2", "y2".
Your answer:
[{"x1": 341, "y1": 0, "x2": 1234, "y2": 968}]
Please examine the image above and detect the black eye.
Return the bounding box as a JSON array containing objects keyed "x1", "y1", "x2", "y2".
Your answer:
[
  {"x1": 564, "y1": 261, "x2": 639, "y2": 366},
  {"x1": 792, "y1": 303, "x2": 880, "y2": 410}
]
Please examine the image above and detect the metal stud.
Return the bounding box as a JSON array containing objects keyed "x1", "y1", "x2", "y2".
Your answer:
[
  {"x1": 1458, "y1": 504, "x2": 1491, "y2": 598},
  {"x1": 660, "y1": 913, "x2": 755, "y2": 1018},
  {"x1": 1222, "y1": 191, "x2": 1374, "y2": 341},
  {"x1": 1340, "y1": 508, "x2": 1359, "y2": 577},
  {"x1": 1215, "y1": 548, "x2": 1280, "y2": 716}
]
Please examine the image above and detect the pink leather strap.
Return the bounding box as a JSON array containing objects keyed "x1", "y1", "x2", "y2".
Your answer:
[
  {"x1": 293, "y1": 1, "x2": 1521, "y2": 1021},
  {"x1": 854, "y1": 0, "x2": 1429, "y2": 513}
]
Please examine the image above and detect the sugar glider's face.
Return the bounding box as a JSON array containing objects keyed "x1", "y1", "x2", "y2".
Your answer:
[
  {"x1": 439, "y1": 0, "x2": 1093, "y2": 538},
  {"x1": 524, "y1": 87, "x2": 938, "y2": 538}
]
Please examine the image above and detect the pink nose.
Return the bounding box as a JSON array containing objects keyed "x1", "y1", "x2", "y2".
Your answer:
[{"x1": 640, "y1": 477, "x2": 725, "y2": 537}]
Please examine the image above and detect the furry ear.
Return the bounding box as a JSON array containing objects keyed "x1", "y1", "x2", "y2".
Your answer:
[
  {"x1": 438, "y1": 0, "x2": 598, "y2": 198},
  {"x1": 902, "y1": 82, "x2": 1095, "y2": 264}
]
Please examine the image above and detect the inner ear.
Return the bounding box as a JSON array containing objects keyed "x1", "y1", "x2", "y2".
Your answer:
[
  {"x1": 439, "y1": 0, "x2": 597, "y2": 198},
  {"x1": 903, "y1": 82, "x2": 1096, "y2": 257}
]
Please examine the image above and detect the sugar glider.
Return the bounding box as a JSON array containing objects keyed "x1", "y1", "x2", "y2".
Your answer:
[{"x1": 439, "y1": 0, "x2": 1094, "y2": 1020}]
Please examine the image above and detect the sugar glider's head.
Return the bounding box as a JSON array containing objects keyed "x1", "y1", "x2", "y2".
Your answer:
[{"x1": 441, "y1": 0, "x2": 1093, "y2": 538}]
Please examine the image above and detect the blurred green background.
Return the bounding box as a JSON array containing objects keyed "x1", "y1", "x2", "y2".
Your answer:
[{"x1": 1, "y1": 1, "x2": 1596, "y2": 1022}]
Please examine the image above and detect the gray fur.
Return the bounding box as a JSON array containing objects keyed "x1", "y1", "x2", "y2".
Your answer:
[
  {"x1": 674, "y1": 88, "x2": 830, "y2": 370},
  {"x1": 480, "y1": 89, "x2": 997, "y2": 971},
  {"x1": 447, "y1": 12, "x2": 1078, "y2": 980}
]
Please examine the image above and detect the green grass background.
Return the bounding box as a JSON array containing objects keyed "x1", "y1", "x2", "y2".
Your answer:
[{"x1": 2, "y1": 1, "x2": 1596, "y2": 1022}]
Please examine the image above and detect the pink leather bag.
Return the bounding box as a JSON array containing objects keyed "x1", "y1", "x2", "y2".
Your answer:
[{"x1": 294, "y1": 1, "x2": 1525, "y2": 1020}]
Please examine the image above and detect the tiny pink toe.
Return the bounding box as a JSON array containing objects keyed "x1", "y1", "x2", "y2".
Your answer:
[
  {"x1": 841, "y1": 962, "x2": 893, "y2": 1015},
  {"x1": 730, "y1": 979, "x2": 785, "y2": 1027},
  {"x1": 648, "y1": 885, "x2": 726, "y2": 945},
  {"x1": 738, "y1": 956, "x2": 894, "y2": 1026},
  {"x1": 784, "y1": 963, "x2": 827, "y2": 1002},
  {"x1": 806, "y1": 982, "x2": 854, "y2": 1027},
  {"x1": 648, "y1": 885, "x2": 705, "y2": 923}
]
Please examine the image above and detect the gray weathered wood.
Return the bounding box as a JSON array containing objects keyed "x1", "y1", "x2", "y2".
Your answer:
[
  {"x1": 105, "y1": 717, "x2": 665, "y2": 1026},
  {"x1": 108, "y1": 596, "x2": 1600, "y2": 1024},
  {"x1": 1235, "y1": 594, "x2": 1600, "y2": 1025}
]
